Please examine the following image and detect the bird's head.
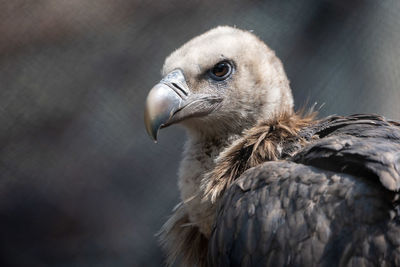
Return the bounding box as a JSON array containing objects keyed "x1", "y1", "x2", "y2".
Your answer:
[{"x1": 144, "y1": 26, "x2": 294, "y2": 141}]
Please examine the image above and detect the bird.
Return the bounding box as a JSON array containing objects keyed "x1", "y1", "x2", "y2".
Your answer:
[{"x1": 144, "y1": 26, "x2": 400, "y2": 267}]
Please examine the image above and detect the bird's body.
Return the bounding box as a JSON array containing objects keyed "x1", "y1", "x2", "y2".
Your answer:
[
  {"x1": 209, "y1": 114, "x2": 400, "y2": 267},
  {"x1": 144, "y1": 26, "x2": 400, "y2": 266}
]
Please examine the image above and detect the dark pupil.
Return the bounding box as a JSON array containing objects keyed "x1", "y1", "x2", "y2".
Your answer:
[{"x1": 213, "y1": 63, "x2": 228, "y2": 77}]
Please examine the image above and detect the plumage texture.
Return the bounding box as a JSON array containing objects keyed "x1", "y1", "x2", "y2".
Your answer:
[
  {"x1": 209, "y1": 114, "x2": 400, "y2": 267},
  {"x1": 150, "y1": 26, "x2": 400, "y2": 267},
  {"x1": 203, "y1": 111, "x2": 317, "y2": 204}
]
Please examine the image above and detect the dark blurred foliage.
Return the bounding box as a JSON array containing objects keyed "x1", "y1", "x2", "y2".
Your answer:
[{"x1": 0, "y1": 0, "x2": 399, "y2": 266}]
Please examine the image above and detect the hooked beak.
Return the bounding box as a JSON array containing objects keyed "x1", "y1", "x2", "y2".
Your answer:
[{"x1": 144, "y1": 69, "x2": 222, "y2": 141}]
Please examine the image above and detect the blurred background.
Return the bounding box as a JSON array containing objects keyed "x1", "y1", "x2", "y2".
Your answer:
[{"x1": 0, "y1": 0, "x2": 399, "y2": 266}]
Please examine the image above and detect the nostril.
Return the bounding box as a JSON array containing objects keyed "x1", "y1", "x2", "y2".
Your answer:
[{"x1": 172, "y1": 83, "x2": 188, "y2": 96}]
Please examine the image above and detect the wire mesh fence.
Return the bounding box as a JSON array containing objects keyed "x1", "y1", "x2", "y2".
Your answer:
[{"x1": 0, "y1": 0, "x2": 399, "y2": 266}]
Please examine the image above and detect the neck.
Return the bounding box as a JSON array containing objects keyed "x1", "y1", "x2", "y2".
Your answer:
[{"x1": 177, "y1": 128, "x2": 240, "y2": 236}]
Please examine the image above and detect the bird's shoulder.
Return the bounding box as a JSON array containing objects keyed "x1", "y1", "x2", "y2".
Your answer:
[
  {"x1": 292, "y1": 113, "x2": 400, "y2": 191},
  {"x1": 208, "y1": 114, "x2": 400, "y2": 266}
]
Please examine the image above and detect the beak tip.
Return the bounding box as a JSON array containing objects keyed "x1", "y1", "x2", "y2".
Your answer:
[
  {"x1": 144, "y1": 118, "x2": 159, "y2": 142},
  {"x1": 150, "y1": 130, "x2": 159, "y2": 143},
  {"x1": 145, "y1": 129, "x2": 159, "y2": 143},
  {"x1": 144, "y1": 100, "x2": 160, "y2": 142}
]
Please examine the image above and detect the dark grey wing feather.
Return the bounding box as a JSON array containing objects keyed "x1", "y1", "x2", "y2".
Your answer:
[
  {"x1": 292, "y1": 114, "x2": 400, "y2": 191},
  {"x1": 297, "y1": 114, "x2": 400, "y2": 141},
  {"x1": 209, "y1": 162, "x2": 400, "y2": 267},
  {"x1": 291, "y1": 135, "x2": 400, "y2": 191},
  {"x1": 209, "y1": 115, "x2": 400, "y2": 266}
]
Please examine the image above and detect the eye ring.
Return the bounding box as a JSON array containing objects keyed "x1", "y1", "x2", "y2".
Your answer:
[{"x1": 209, "y1": 61, "x2": 233, "y2": 81}]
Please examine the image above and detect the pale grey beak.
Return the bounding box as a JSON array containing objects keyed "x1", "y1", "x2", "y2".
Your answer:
[
  {"x1": 144, "y1": 69, "x2": 223, "y2": 142},
  {"x1": 144, "y1": 69, "x2": 189, "y2": 141}
]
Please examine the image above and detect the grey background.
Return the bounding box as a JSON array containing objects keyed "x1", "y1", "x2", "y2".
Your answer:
[{"x1": 0, "y1": 0, "x2": 399, "y2": 266}]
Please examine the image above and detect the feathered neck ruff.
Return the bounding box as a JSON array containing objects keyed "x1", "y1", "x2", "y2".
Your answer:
[{"x1": 159, "y1": 111, "x2": 317, "y2": 267}]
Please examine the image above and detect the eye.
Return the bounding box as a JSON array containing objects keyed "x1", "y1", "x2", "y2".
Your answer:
[{"x1": 209, "y1": 61, "x2": 233, "y2": 81}]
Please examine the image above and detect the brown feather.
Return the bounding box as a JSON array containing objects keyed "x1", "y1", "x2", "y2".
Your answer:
[{"x1": 202, "y1": 111, "x2": 317, "y2": 203}]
